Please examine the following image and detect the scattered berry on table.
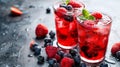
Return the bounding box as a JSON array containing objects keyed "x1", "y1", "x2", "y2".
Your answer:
[
  {"x1": 48, "y1": 58, "x2": 57, "y2": 66},
  {"x1": 46, "y1": 8, "x2": 51, "y2": 14},
  {"x1": 49, "y1": 30, "x2": 55, "y2": 39},
  {"x1": 57, "y1": 50, "x2": 65, "y2": 58},
  {"x1": 34, "y1": 46, "x2": 41, "y2": 56},
  {"x1": 35, "y1": 24, "x2": 48, "y2": 38},
  {"x1": 30, "y1": 44, "x2": 38, "y2": 51},
  {"x1": 37, "y1": 55, "x2": 45, "y2": 64},
  {"x1": 111, "y1": 42, "x2": 120, "y2": 56},
  {"x1": 45, "y1": 45, "x2": 58, "y2": 58}
]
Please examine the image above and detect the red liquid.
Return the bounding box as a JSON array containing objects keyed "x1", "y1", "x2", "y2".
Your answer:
[
  {"x1": 54, "y1": 2, "x2": 84, "y2": 49},
  {"x1": 77, "y1": 14, "x2": 112, "y2": 63}
]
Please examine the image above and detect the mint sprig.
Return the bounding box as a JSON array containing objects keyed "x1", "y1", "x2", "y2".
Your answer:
[
  {"x1": 80, "y1": 9, "x2": 95, "y2": 20},
  {"x1": 62, "y1": 0, "x2": 70, "y2": 5}
]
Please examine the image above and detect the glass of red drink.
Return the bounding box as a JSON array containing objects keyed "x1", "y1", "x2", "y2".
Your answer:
[
  {"x1": 77, "y1": 10, "x2": 112, "y2": 66},
  {"x1": 53, "y1": 0, "x2": 85, "y2": 49}
]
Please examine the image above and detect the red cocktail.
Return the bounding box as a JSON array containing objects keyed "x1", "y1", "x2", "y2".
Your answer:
[
  {"x1": 77, "y1": 10, "x2": 112, "y2": 63},
  {"x1": 54, "y1": 0, "x2": 84, "y2": 49}
]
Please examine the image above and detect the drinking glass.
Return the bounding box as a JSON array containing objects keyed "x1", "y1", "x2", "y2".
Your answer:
[
  {"x1": 53, "y1": 0, "x2": 85, "y2": 49},
  {"x1": 77, "y1": 13, "x2": 112, "y2": 66}
]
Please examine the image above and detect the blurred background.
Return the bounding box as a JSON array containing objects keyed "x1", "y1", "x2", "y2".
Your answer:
[{"x1": 0, "y1": 0, "x2": 120, "y2": 67}]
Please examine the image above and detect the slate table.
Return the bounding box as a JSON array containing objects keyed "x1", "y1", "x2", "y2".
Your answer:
[{"x1": 0, "y1": 0, "x2": 120, "y2": 67}]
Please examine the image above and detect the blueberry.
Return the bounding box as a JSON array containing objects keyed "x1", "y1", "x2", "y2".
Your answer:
[
  {"x1": 64, "y1": 53, "x2": 72, "y2": 58},
  {"x1": 49, "y1": 30, "x2": 55, "y2": 39},
  {"x1": 64, "y1": 14, "x2": 73, "y2": 22},
  {"x1": 31, "y1": 44, "x2": 38, "y2": 51},
  {"x1": 34, "y1": 46, "x2": 41, "y2": 56},
  {"x1": 69, "y1": 49, "x2": 78, "y2": 56},
  {"x1": 37, "y1": 55, "x2": 44, "y2": 64},
  {"x1": 44, "y1": 42, "x2": 53, "y2": 47},
  {"x1": 44, "y1": 38, "x2": 53, "y2": 43},
  {"x1": 48, "y1": 58, "x2": 57, "y2": 66},
  {"x1": 100, "y1": 63, "x2": 108, "y2": 67},
  {"x1": 46, "y1": 8, "x2": 51, "y2": 14},
  {"x1": 57, "y1": 50, "x2": 65, "y2": 58},
  {"x1": 66, "y1": 5, "x2": 73, "y2": 11},
  {"x1": 53, "y1": 63, "x2": 60, "y2": 67},
  {"x1": 73, "y1": 54, "x2": 81, "y2": 65},
  {"x1": 116, "y1": 51, "x2": 120, "y2": 60},
  {"x1": 80, "y1": 63, "x2": 86, "y2": 67}
]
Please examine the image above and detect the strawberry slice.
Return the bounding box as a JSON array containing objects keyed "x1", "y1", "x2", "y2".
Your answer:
[
  {"x1": 68, "y1": 0, "x2": 83, "y2": 8},
  {"x1": 45, "y1": 46, "x2": 58, "y2": 58},
  {"x1": 55, "y1": 7, "x2": 67, "y2": 17},
  {"x1": 10, "y1": 6, "x2": 23, "y2": 16}
]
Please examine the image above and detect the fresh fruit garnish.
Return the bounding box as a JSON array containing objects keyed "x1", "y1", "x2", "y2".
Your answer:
[
  {"x1": 37, "y1": 55, "x2": 45, "y2": 64},
  {"x1": 60, "y1": 57, "x2": 74, "y2": 67},
  {"x1": 79, "y1": 9, "x2": 95, "y2": 20},
  {"x1": 111, "y1": 42, "x2": 120, "y2": 56},
  {"x1": 56, "y1": 7, "x2": 67, "y2": 17},
  {"x1": 65, "y1": 5, "x2": 73, "y2": 11},
  {"x1": 10, "y1": 6, "x2": 23, "y2": 16},
  {"x1": 64, "y1": 14, "x2": 74, "y2": 22},
  {"x1": 45, "y1": 46, "x2": 58, "y2": 58},
  {"x1": 91, "y1": 12, "x2": 102, "y2": 19},
  {"x1": 35, "y1": 24, "x2": 48, "y2": 38},
  {"x1": 68, "y1": 0, "x2": 83, "y2": 8}
]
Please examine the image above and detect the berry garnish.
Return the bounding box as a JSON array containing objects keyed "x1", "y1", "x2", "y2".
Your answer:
[
  {"x1": 111, "y1": 42, "x2": 120, "y2": 56},
  {"x1": 46, "y1": 8, "x2": 51, "y2": 14},
  {"x1": 45, "y1": 46, "x2": 58, "y2": 58},
  {"x1": 55, "y1": 7, "x2": 67, "y2": 17},
  {"x1": 49, "y1": 30, "x2": 55, "y2": 39},
  {"x1": 91, "y1": 12, "x2": 102, "y2": 19},
  {"x1": 68, "y1": 0, "x2": 83, "y2": 8},
  {"x1": 10, "y1": 6, "x2": 23, "y2": 16},
  {"x1": 79, "y1": 9, "x2": 95, "y2": 20},
  {"x1": 60, "y1": 57, "x2": 74, "y2": 67},
  {"x1": 66, "y1": 5, "x2": 73, "y2": 11},
  {"x1": 37, "y1": 55, "x2": 45, "y2": 64},
  {"x1": 35, "y1": 24, "x2": 48, "y2": 38}
]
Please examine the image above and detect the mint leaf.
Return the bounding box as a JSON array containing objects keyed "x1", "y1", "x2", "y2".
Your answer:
[
  {"x1": 65, "y1": 0, "x2": 70, "y2": 5},
  {"x1": 80, "y1": 9, "x2": 95, "y2": 20},
  {"x1": 88, "y1": 15, "x2": 95, "y2": 20},
  {"x1": 82, "y1": 9, "x2": 90, "y2": 18}
]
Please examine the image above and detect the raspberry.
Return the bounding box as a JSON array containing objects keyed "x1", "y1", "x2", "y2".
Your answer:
[
  {"x1": 111, "y1": 42, "x2": 120, "y2": 56},
  {"x1": 91, "y1": 12, "x2": 102, "y2": 19},
  {"x1": 55, "y1": 54, "x2": 61, "y2": 62},
  {"x1": 45, "y1": 46, "x2": 58, "y2": 58},
  {"x1": 55, "y1": 7, "x2": 67, "y2": 17},
  {"x1": 60, "y1": 57, "x2": 74, "y2": 67},
  {"x1": 68, "y1": 0, "x2": 83, "y2": 8},
  {"x1": 35, "y1": 24, "x2": 48, "y2": 38}
]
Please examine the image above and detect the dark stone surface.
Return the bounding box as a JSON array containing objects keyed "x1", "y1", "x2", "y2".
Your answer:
[{"x1": 0, "y1": 0, "x2": 120, "y2": 67}]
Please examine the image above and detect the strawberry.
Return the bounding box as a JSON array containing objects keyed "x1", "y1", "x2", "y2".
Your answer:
[
  {"x1": 45, "y1": 46, "x2": 58, "y2": 58},
  {"x1": 91, "y1": 12, "x2": 102, "y2": 19},
  {"x1": 30, "y1": 40, "x2": 35, "y2": 49},
  {"x1": 68, "y1": 0, "x2": 83, "y2": 8},
  {"x1": 35, "y1": 24, "x2": 48, "y2": 38},
  {"x1": 10, "y1": 6, "x2": 23, "y2": 16},
  {"x1": 60, "y1": 57, "x2": 74, "y2": 67},
  {"x1": 111, "y1": 42, "x2": 120, "y2": 56},
  {"x1": 55, "y1": 7, "x2": 67, "y2": 17}
]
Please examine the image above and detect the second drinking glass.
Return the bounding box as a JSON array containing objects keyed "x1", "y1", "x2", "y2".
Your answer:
[{"x1": 53, "y1": 0, "x2": 85, "y2": 49}]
